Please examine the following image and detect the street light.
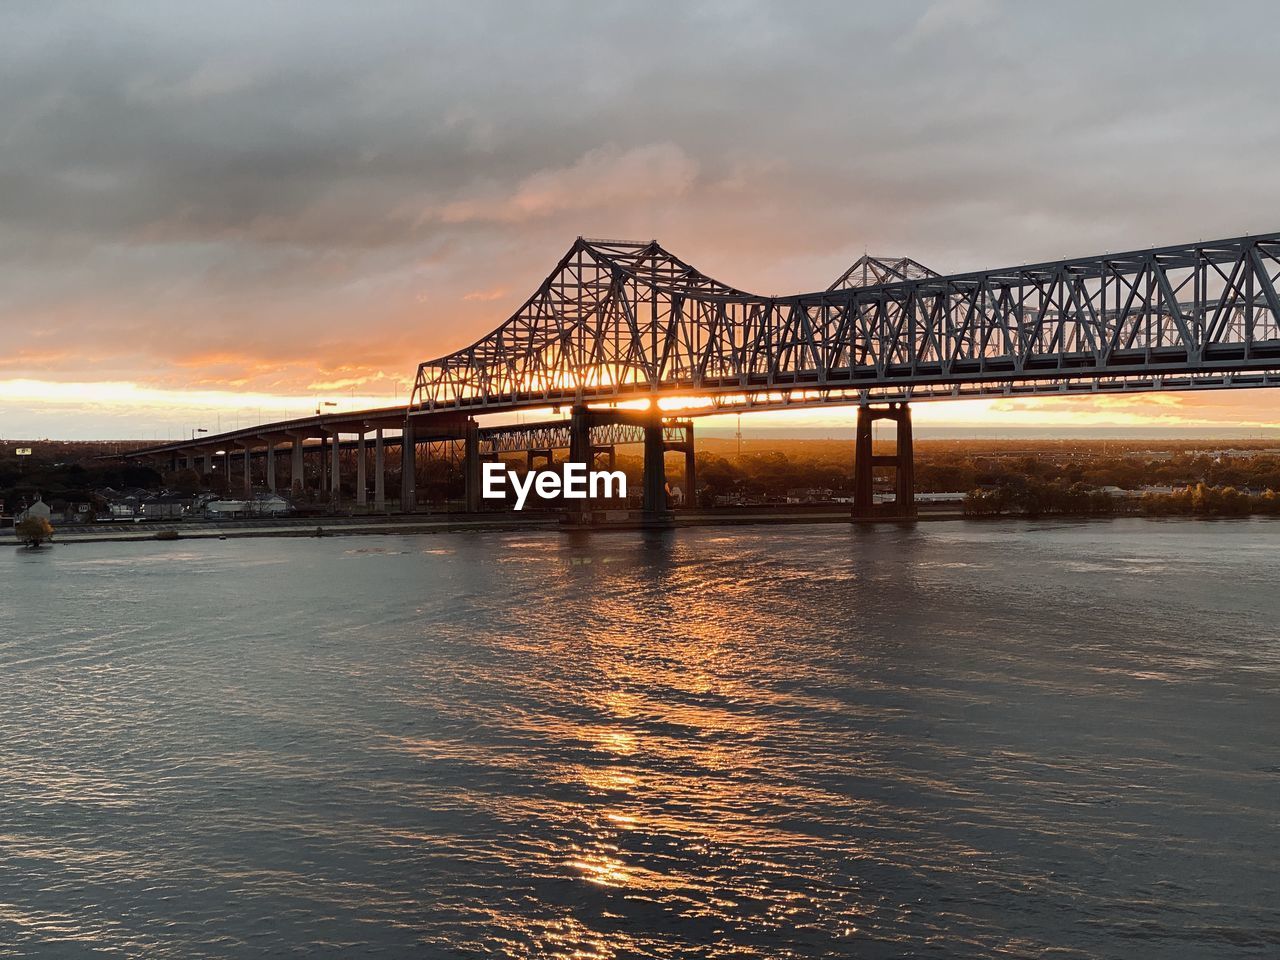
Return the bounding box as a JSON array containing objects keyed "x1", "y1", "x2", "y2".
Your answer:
[
  {"x1": 315, "y1": 401, "x2": 337, "y2": 415},
  {"x1": 192, "y1": 427, "x2": 208, "y2": 441}
]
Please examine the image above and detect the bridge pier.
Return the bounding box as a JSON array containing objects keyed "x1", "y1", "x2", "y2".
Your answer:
[
  {"x1": 643, "y1": 420, "x2": 673, "y2": 525},
  {"x1": 662, "y1": 421, "x2": 696, "y2": 508},
  {"x1": 464, "y1": 419, "x2": 481, "y2": 513},
  {"x1": 568, "y1": 406, "x2": 591, "y2": 464},
  {"x1": 374, "y1": 429, "x2": 386, "y2": 511},
  {"x1": 329, "y1": 430, "x2": 341, "y2": 509},
  {"x1": 266, "y1": 442, "x2": 276, "y2": 492},
  {"x1": 853, "y1": 403, "x2": 915, "y2": 521},
  {"x1": 240, "y1": 442, "x2": 252, "y2": 498},
  {"x1": 565, "y1": 406, "x2": 593, "y2": 519},
  {"x1": 356, "y1": 432, "x2": 367, "y2": 508},
  {"x1": 317, "y1": 435, "x2": 327, "y2": 498},
  {"x1": 401, "y1": 419, "x2": 416, "y2": 513},
  {"x1": 290, "y1": 435, "x2": 305, "y2": 496}
]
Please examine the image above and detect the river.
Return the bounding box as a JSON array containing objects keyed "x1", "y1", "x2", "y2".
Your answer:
[{"x1": 1, "y1": 519, "x2": 1277, "y2": 958}]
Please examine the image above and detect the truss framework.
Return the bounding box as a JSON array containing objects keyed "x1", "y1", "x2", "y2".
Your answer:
[
  {"x1": 412, "y1": 233, "x2": 1280, "y2": 413},
  {"x1": 479, "y1": 420, "x2": 689, "y2": 455}
]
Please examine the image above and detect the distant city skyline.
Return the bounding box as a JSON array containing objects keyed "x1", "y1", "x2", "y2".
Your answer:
[{"x1": 3, "y1": 1, "x2": 1279, "y2": 438}]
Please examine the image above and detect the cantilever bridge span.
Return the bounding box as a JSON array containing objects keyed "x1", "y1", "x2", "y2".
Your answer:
[
  {"x1": 412, "y1": 232, "x2": 1280, "y2": 414},
  {"x1": 125, "y1": 231, "x2": 1280, "y2": 522}
]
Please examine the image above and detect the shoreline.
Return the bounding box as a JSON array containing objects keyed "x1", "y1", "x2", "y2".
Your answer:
[
  {"x1": 12, "y1": 506, "x2": 1274, "y2": 547},
  {"x1": 15, "y1": 507, "x2": 955, "y2": 545}
]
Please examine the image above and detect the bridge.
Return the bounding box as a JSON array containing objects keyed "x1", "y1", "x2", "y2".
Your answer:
[{"x1": 124, "y1": 230, "x2": 1280, "y2": 522}]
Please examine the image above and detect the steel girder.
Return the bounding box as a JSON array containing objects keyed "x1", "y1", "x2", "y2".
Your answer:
[{"x1": 411, "y1": 233, "x2": 1280, "y2": 413}]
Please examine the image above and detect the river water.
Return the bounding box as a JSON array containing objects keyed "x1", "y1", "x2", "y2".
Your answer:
[{"x1": 1, "y1": 520, "x2": 1277, "y2": 958}]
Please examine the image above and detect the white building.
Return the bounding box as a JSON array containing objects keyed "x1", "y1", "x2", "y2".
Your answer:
[{"x1": 16, "y1": 495, "x2": 52, "y2": 522}]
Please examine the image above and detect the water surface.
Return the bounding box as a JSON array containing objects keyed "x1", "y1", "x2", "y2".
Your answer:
[{"x1": 2, "y1": 520, "x2": 1277, "y2": 958}]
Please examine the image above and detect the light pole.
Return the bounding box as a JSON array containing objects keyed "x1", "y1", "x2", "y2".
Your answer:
[
  {"x1": 315, "y1": 401, "x2": 337, "y2": 415},
  {"x1": 192, "y1": 427, "x2": 208, "y2": 441}
]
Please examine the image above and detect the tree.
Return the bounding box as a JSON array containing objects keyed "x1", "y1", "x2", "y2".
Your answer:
[{"x1": 15, "y1": 516, "x2": 54, "y2": 548}]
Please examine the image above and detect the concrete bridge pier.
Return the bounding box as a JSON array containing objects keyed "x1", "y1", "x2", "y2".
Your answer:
[
  {"x1": 568, "y1": 406, "x2": 591, "y2": 464},
  {"x1": 266, "y1": 442, "x2": 276, "y2": 492},
  {"x1": 315, "y1": 437, "x2": 324, "y2": 501},
  {"x1": 663, "y1": 422, "x2": 696, "y2": 508},
  {"x1": 329, "y1": 430, "x2": 341, "y2": 509},
  {"x1": 853, "y1": 403, "x2": 916, "y2": 521},
  {"x1": 356, "y1": 432, "x2": 367, "y2": 508},
  {"x1": 464, "y1": 419, "x2": 482, "y2": 513},
  {"x1": 401, "y1": 420, "x2": 416, "y2": 513},
  {"x1": 290, "y1": 434, "x2": 305, "y2": 495},
  {"x1": 240, "y1": 442, "x2": 252, "y2": 498},
  {"x1": 374, "y1": 429, "x2": 386, "y2": 511},
  {"x1": 565, "y1": 405, "x2": 593, "y2": 519},
  {"x1": 643, "y1": 420, "x2": 674, "y2": 526}
]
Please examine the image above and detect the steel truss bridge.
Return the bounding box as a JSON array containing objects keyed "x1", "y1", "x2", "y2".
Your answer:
[
  {"x1": 122, "y1": 230, "x2": 1280, "y2": 521},
  {"x1": 412, "y1": 233, "x2": 1280, "y2": 412}
]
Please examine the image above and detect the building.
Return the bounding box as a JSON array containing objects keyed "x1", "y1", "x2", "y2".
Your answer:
[
  {"x1": 16, "y1": 495, "x2": 52, "y2": 523},
  {"x1": 204, "y1": 492, "x2": 293, "y2": 518},
  {"x1": 141, "y1": 493, "x2": 192, "y2": 519}
]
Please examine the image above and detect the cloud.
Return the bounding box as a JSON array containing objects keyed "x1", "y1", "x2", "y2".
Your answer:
[
  {"x1": 897, "y1": 0, "x2": 998, "y2": 49},
  {"x1": 463, "y1": 285, "x2": 509, "y2": 302},
  {"x1": 2, "y1": 1, "x2": 1279, "y2": 437},
  {"x1": 438, "y1": 143, "x2": 699, "y2": 224}
]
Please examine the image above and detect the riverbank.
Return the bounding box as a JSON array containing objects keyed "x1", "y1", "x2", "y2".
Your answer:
[
  {"x1": 20, "y1": 501, "x2": 1277, "y2": 547},
  {"x1": 12, "y1": 504, "x2": 975, "y2": 545}
]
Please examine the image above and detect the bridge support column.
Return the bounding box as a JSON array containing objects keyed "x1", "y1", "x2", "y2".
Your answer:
[
  {"x1": 684, "y1": 431, "x2": 697, "y2": 509},
  {"x1": 568, "y1": 406, "x2": 591, "y2": 464},
  {"x1": 374, "y1": 429, "x2": 385, "y2": 511},
  {"x1": 662, "y1": 421, "x2": 696, "y2": 509},
  {"x1": 643, "y1": 420, "x2": 673, "y2": 526},
  {"x1": 330, "y1": 431, "x2": 341, "y2": 510},
  {"x1": 566, "y1": 406, "x2": 592, "y2": 519},
  {"x1": 356, "y1": 432, "x2": 367, "y2": 508},
  {"x1": 240, "y1": 443, "x2": 252, "y2": 498},
  {"x1": 464, "y1": 419, "x2": 482, "y2": 513},
  {"x1": 401, "y1": 420, "x2": 416, "y2": 513},
  {"x1": 291, "y1": 436, "x2": 304, "y2": 496},
  {"x1": 853, "y1": 403, "x2": 916, "y2": 521},
  {"x1": 266, "y1": 442, "x2": 276, "y2": 492}
]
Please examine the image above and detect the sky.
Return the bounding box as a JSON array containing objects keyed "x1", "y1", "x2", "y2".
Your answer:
[{"x1": 3, "y1": 0, "x2": 1280, "y2": 440}]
